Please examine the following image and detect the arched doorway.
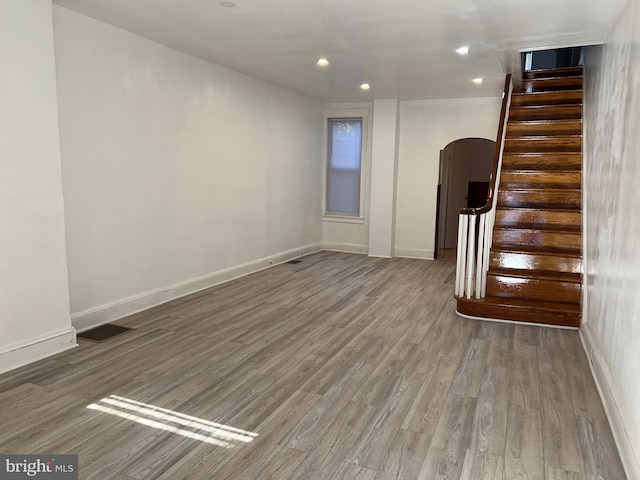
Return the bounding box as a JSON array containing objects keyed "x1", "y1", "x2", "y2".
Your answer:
[{"x1": 435, "y1": 137, "x2": 495, "y2": 260}]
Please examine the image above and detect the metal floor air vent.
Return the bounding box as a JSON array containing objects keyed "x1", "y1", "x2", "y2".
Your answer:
[
  {"x1": 78, "y1": 324, "x2": 133, "y2": 342},
  {"x1": 287, "y1": 259, "x2": 303, "y2": 264}
]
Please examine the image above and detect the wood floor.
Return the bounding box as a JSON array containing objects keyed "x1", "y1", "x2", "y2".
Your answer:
[{"x1": 0, "y1": 252, "x2": 626, "y2": 480}]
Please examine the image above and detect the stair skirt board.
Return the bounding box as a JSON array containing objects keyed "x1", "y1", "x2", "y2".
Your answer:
[{"x1": 456, "y1": 310, "x2": 578, "y2": 330}]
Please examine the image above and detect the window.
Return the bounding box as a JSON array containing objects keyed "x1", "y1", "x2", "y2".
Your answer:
[{"x1": 326, "y1": 118, "x2": 363, "y2": 216}]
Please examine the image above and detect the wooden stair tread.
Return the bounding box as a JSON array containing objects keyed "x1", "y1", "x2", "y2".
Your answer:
[
  {"x1": 507, "y1": 119, "x2": 582, "y2": 136},
  {"x1": 511, "y1": 90, "x2": 582, "y2": 105},
  {"x1": 456, "y1": 295, "x2": 580, "y2": 327},
  {"x1": 507, "y1": 134, "x2": 582, "y2": 139},
  {"x1": 523, "y1": 75, "x2": 582, "y2": 82},
  {"x1": 508, "y1": 119, "x2": 582, "y2": 126},
  {"x1": 502, "y1": 152, "x2": 582, "y2": 170},
  {"x1": 509, "y1": 105, "x2": 582, "y2": 121},
  {"x1": 504, "y1": 136, "x2": 582, "y2": 153},
  {"x1": 500, "y1": 170, "x2": 581, "y2": 189},
  {"x1": 488, "y1": 267, "x2": 581, "y2": 283},
  {"x1": 491, "y1": 245, "x2": 582, "y2": 257},
  {"x1": 490, "y1": 247, "x2": 582, "y2": 274},
  {"x1": 492, "y1": 244, "x2": 581, "y2": 255},
  {"x1": 523, "y1": 67, "x2": 583, "y2": 79},
  {"x1": 494, "y1": 223, "x2": 581, "y2": 233},
  {"x1": 510, "y1": 105, "x2": 582, "y2": 112},
  {"x1": 522, "y1": 77, "x2": 582, "y2": 92},
  {"x1": 498, "y1": 186, "x2": 581, "y2": 192}
]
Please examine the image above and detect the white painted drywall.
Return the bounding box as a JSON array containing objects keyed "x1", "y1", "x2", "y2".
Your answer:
[
  {"x1": 582, "y1": 0, "x2": 640, "y2": 476},
  {"x1": 0, "y1": 0, "x2": 75, "y2": 371},
  {"x1": 369, "y1": 99, "x2": 400, "y2": 258},
  {"x1": 395, "y1": 97, "x2": 501, "y2": 259},
  {"x1": 53, "y1": 7, "x2": 323, "y2": 322}
]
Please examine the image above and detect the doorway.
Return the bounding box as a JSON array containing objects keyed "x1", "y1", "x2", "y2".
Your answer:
[{"x1": 435, "y1": 138, "x2": 495, "y2": 260}]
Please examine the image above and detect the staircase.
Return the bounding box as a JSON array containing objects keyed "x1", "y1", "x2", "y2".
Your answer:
[{"x1": 457, "y1": 67, "x2": 583, "y2": 327}]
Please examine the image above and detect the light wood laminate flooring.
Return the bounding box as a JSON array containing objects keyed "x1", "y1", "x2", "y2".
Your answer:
[{"x1": 0, "y1": 252, "x2": 626, "y2": 479}]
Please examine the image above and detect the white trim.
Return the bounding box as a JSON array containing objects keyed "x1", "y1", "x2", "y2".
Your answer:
[
  {"x1": 519, "y1": 40, "x2": 604, "y2": 53},
  {"x1": 72, "y1": 243, "x2": 323, "y2": 333},
  {"x1": 455, "y1": 310, "x2": 578, "y2": 330},
  {"x1": 322, "y1": 215, "x2": 365, "y2": 224},
  {"x1": 323, "y1": 242, "x2": 368, "y2": 255},
  {"x1": 394, "y1": 247, "x2": 434, "y2": 260},
  {"x1": 580, "y1": 326, "x2": 640, "y2": 480},
  {"x1": 0, "y1": 328, "x2": 77, "y2": 375}
]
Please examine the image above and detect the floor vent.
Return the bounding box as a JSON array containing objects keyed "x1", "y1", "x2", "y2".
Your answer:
[
  {"x1": 287, "y1": 259, "x2": 303, "y2": 264},
  {"x1": 78, "y1": 324, "x2": 133, "y2": 342}
]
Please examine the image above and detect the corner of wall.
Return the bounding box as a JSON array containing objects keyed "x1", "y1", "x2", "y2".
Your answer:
[
  {"x1": 0, "y1": 328, "x2": 77, "y2": 375},
  {"x1": 580, "y1": 325, "x2": 640, "y2": 480}
]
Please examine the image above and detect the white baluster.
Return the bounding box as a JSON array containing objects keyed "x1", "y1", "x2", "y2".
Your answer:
[
  {"x1": 475, "y1": 213, "x2": 485, "y2": 299},
  {"x1": 457, "y1": 215, "x2": 468, "y2": 297},
  {"x1": 466, "y1": 216, "x2": 476, "y2": 299},
  {"x1": 482, "y1": 213, "x2": 491, "y2": 297}
]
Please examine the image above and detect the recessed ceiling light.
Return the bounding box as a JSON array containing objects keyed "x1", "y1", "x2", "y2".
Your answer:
[
  {"x1": 220, "y1": 1, "x2": 236, "y2": 7},
  {"x1": 317, "y1": 58, "x2": 329, "y2": 67},
  {"x1": 360, "y1": 83, "x2": 371, "y2": 90},
  {"x1": 456, "y1": 46, "x2": 469, "y2": 55},
  {"x1": 472, "y1": 77, "x2": 483, "y2": 85}
]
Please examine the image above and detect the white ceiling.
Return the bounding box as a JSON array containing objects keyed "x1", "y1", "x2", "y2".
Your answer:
[{"x1": 52, "y1": 0, "x2": 624, "y2": 102}]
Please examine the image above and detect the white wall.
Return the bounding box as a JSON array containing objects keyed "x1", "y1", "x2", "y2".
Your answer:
[
  {"x1": 395, "y1": 97, "x2": 501, "y2": 259},
  {"x1": 0, "y1": 0, "x2": 75, "y2": 372},
  {"x1": 368, "y1": 99, "x2": 400, "y2": 258},
  {"x1": 582, "y1": 0, "x2": 640, "y2": 476},
  {"x1": 53, "y1": 7, "x2": 324, "y2": 330}
]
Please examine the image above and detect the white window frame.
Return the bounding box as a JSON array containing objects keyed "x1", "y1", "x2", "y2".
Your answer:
[{"x1": 322, "y1": 108, "x2": 369, "y2": 223}]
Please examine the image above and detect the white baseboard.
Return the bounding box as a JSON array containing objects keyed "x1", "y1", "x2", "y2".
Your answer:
[
  {"x1": 0, "y1": 328, "x2": 77, "y2": 375},
  {"x1": 580, "y1": 325, "x2": 640, "y2": 480},
  {"x1": 72, "y1": 243, "x2": 323, "y2": 333},
  {"x1": 323, "y1": 242, "x2": 368, "y2": 255},
  {"x1": 394, "y1": 247, "x2": 434, "y2": 260}
]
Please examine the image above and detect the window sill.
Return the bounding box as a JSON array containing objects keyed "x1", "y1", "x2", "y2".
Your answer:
[{"x1": 322, "y1": 214, "x2": 365, "y2": 224}]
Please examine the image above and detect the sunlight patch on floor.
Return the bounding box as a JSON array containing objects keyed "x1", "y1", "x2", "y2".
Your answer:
[{"x1": 87, "y1": 395, "x2": 258, "y2": 447}]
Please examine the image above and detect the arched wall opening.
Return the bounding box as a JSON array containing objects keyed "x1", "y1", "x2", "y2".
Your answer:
[{"x1": 435, "y1": 137, "x2": 495, "y2": 260}]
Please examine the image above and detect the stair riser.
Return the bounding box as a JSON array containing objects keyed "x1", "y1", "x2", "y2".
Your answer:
[
  {"x1": 504, "y1": 137, "x2": 582, "y2": 153},
  {"x1": 500, "y1": 171, "x2": 581, "y2": 189},
  {"x1": 457, "y1": 298, "x2": 580, "y2": 327},
  {"x1": 510, "y1": 91, "x2": 582, "y2": 106},
  {"x1": 507, "y1": 121, "x2": 582, "y2": 137},
  {"x1": 486, "y1": 276, "x2": 581, "y2": 303},
  {"x1": 493, "y1": 229, "x2": 581, "y2": 250},
  {"x1": 495, "y1": 209, "x2": 581, "y2": 229},
  {"x1": 523, "y1": 77, "x2": 582, "y2": 92},
  {"x1": 510, "y1": 106, "x2": 582, "y2": 121},
  {"x1": 490, "y1": 251, "x2": 582, "y2": 274},
  {"x1": 498, "y1": 190, "x2": 581, "y2": 209}
]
